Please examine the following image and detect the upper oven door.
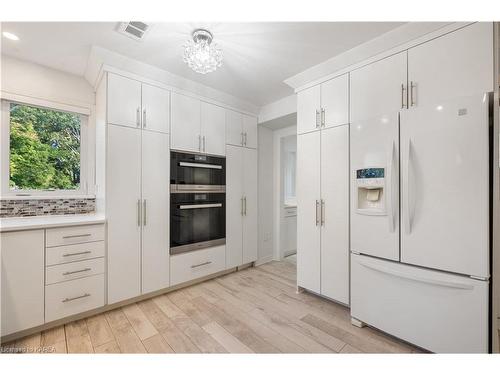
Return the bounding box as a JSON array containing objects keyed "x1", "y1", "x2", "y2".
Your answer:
[{"x1": 171, "y1": 151, "x2": 226, "y2": 191}]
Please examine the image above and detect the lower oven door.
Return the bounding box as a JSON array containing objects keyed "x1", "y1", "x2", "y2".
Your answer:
[{"x1": 170, "y1": 192, "x2": 226, "y2": 255}]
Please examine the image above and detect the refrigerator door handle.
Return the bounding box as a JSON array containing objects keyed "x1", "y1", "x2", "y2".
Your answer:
[
  {"x1": 358, "y1": 258, "x2": 474, "y2": 290},
  {"x1": 387, "y1": 140, "x2": 397, "y2": 232},
  {"x1": 404, "y1": 139, "x2": 412, "y2": 234}
]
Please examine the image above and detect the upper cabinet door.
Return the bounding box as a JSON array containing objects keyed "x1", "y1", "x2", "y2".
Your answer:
[
  {"x1": 350, "y1": 51, "x2": 407, "y2": 123},
  {"x1": 297, "y1": 85, "x2": 321, "y2": 135},
  {"x1": 201, "y1": 102, "x2": 226, "y2": 156},
  {"x1": 408, "y1": 22, "x2": 493, "y2": 109},
  {"x1": 107, "y1": 73, "x2": 142, "y2": 128},
  {"x1": 226, "y1": 109, "x2": 243, "y2": 146},
  {"x1": 321, "y1": 74, "x2": 349, "y2": 129},
  {"x1": 242, "y1": 114, "x2": 258, "y2": 149},
  {"x1": 171, "y1": 93, "x2": 201, "y2": 153},
  {"x1": 142, "y1": 83, "x2": 170, "y2": 134}
]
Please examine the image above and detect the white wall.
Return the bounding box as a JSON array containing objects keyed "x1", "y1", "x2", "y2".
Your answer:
[
  {"x1": 258, "y1": 94, "x2": 297, "y2": 124},
  {"x1": 257, "y1": 125, "x2": 274, "y2": 265}
]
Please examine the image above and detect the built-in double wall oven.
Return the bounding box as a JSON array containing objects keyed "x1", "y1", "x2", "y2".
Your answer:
[{"x1": 170, "y1": 151, "x2": 226, "y2": 255}]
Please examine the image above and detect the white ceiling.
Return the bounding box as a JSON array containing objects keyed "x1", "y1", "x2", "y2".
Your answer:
[{"x1": 1, "y1": 22, "x2": 405, "y2": 106}]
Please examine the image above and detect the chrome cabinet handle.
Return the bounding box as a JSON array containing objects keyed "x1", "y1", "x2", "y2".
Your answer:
[
  {"x1": 143, "y1": 199, "x2": 147, "y2": 226},
  {"x1": 315, "y1": 200, "x2": 320, "y2": 226},
  {"x1": 241, "y1": 132, "x2": 244, "y2": 146},
  {"x1": 137, "y1": 199, "x2": 141, "y2": 227},
  {"x1": 62, "y1": 293, "x2": 91, "y2": 303},
  {"x1": 244, "y1": 132, "x2": 248, "y2": 146},
  {"x1": 203, "y1": 136, "x2": 206, "y2": 152},
  {"x1": 143, "y1": 108, "x2": 147, "y2": 128},
  {"x1": 62, "y1": 250, "x2": 92, "y2": 257},
  {"x1": 401, "y1": 84, "x2": 407, "y2": 109},
  {"x1": 410, "y1": 81, "x2": 416, "y2": 106},
  {"x1": 136, "y1": 107, "x2": 141, "y2": 127},
  {"x1": 321, "y1": 108, "x2": 325, "y2": 127},
  {"x1": 244, "y1": 196, "x2": 247, "y2": 216},
  {"x1": 241, "y1": 197, "x2": 244, "y2": 216},
  {"x1": 191, "y1": 261, "x2": 212, "y2": 269},
  {"x1": 62, "y1": 234, "x2": 91, "y2": 239},
  {"x1": 63, "y1": 268, "x2": 91, "y2": 276},
  {"x1": 315, "y1": 110, "x2": 320, "y2": 128},
  {"x1": 320, "y1": 199, "x2": 325, "y2": 226}
]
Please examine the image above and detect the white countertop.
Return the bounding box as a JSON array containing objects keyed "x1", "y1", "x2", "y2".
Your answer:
[{"x1": 0, "y1": 213, "x2": 106, "y2": 232}]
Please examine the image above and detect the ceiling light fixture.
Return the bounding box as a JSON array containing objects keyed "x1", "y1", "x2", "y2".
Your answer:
[
  {"x1": 2, "y1": 31, "x2": 19, "y2": 41},
  {"x1": 183, "y1": 29, "x2": 222, "y2": 74}
]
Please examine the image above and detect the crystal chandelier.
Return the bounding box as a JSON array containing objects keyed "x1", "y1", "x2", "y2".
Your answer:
[{"x1": 183, "y1": 29, "x2": 223, "y2": 74}]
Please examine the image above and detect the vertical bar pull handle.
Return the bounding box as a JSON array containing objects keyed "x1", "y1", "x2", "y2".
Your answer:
[
  {"x1": 401, "y1": 84, "x2": 407, "y2": 109},
  {"x1": 321, "y1": 108, "x2": 325, "y2": 127},
  {"x1": 315, "y1": 110, "x2": 320, "y2": 128},
  {"x1": 244, "y1": 133, "x2": 247, "y2": 146},
  {"x1": 136, "y1": 107, "x2": 141, "y2": 127},
  {"x1": 315, "y1": 200, "x2": 320, "y2": 226},
  {"x1": 404, "y1": 139, "x2": 412, "y2": 234},
  {"x1": 241, "y1": 132, "x2": 244, "y2": 146},
  {"x1": 241, "y1": 197, "x2": 244, "y2": 216},
  {"x1": 410, "y1": 81, "x2": 416, "y2": 107},
  {"x1": 244, "y1": 196, "x2": 247, "y2": 216},
  {"x1": 320, "y1": 199, "x2": 325, "y2": 225},
  {"x1": 143, "y1": 108, "x2": 147, "y2": 128},
  {"x1": 137, "y1": 199, "x2": 141, "y2": 227},
  {"x1": 143, "y1": 199, "x2": 147, "y2": 226}
]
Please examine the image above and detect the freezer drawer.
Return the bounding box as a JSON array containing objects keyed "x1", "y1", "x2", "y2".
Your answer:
[{"x1": 351, "y1": 254, "x2": 488, "y2": 353}]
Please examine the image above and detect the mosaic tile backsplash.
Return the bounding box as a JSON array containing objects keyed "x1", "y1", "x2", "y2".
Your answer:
[{"x1": 0, "y1": 198, "x2": 96, "y2": 217}]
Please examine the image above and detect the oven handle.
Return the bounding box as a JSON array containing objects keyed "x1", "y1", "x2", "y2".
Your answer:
[
  {"x1": 179, "y1": 162, "x2": 223, "y2": 170},
  {"x1": 179, "y1": 203, "x2": 223, "y2": 210}
]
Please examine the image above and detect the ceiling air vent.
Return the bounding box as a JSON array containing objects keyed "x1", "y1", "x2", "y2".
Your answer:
[{"x1": 116, "y1": 22, "x2": 150, "y2": 41}]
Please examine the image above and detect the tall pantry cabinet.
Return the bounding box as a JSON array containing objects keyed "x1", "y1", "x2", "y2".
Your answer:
[
  {"x1": 296, "y1": 73, "x2": 350, "y2": 305},
  {"x1": 226, "y1": 110, "x2": 258, "y2": 269},
  {"x1": 96, "y1": 72, "x2": 170, "y2": 305}
]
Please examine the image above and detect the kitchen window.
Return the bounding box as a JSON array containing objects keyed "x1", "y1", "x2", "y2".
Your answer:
[{"x1": 1, "y1": 100, "x2": 89, "y2": 197}]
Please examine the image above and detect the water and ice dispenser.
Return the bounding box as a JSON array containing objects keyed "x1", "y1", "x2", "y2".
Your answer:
[{"x1": 355, "y1": 167, "x2": 386, "y2": 215}]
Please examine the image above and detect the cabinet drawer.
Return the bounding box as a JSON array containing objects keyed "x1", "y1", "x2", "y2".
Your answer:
[
  {"x1": 45, "y1": 274, "x2": 105, "y2": 323},
  {"x1": 170, "y1": 245, "x2": 225, "y2": 286},
  {"x1": 46, "y1": 258, "x2": 105, "y2": 285},
  {"x1": 46, "y1": 224, "x2": 105, "y2": 247},
  {"x1": 46, "y1": 241, "x2": 105, "y2": 266}
]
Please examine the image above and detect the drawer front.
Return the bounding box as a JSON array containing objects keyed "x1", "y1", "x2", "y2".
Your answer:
[
  {"x1": 46, "y1": 224, "x2": 105, "y2": 247},
  {"x1": 45, "y1": 274, "x2": 105, "y2": 323},
  {"x1": 170, "y1": 245, "x2": 226, "y2": 286},
  {"x1": 46, "y1": 241, "x2": 105, "y2": 266},
  {"x1": 46, "y1": 258, "x2": 105, "y2": 285}
]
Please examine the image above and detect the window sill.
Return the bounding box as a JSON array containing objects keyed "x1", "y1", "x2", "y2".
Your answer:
[{"x1": 0, "y1": 194, "x2": 96, "y2": 201}]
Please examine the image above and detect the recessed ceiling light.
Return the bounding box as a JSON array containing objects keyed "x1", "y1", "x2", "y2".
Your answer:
[{"x1": 2, "y1": 32, "x2": 19, "y2": 41}]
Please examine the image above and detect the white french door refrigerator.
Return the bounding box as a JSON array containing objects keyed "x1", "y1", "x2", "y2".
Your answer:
[{"x1": 350, "y1": 93, "x2": 491, "y2": 353}]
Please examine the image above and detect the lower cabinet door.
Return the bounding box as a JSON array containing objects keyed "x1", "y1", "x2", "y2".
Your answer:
[
  {"x1": 170, "y1": 246, "x2": 226, "y2": 286},
  {"x1": 45, "y1": 274, "x2": 105, "y2": 323},
  {"x1": 351, "y1": 254, "x2": 488, "y2": 353},
  {"x1": 242, "y1": 147, "x2": 258, "y2": 264},
  {"x1": 142, "y1": 131, "x2": 170, "y2": 294},
  {"x1": 1, "y1": 230, "x2": 45, "y2": 336},
  {"x1": 107, "y1": 124, "x2": 142, "y2": 304}
]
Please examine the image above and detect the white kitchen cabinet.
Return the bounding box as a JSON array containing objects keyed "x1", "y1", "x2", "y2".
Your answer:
[
  {"x1": 350, "y1": 51, "x2": 408, "y2": 123},
  {"x1": 297, "y1": 125, "x2": 349, "y2": 302},
  {"x1": 226, "y1": 109, "x2": 244, "y2": 146},
  {"x1": 296, "y1": 131, "x2": 321, "y2": 293},
  {"x1": 407, "y1": 22, "x2": 493, "y2": 109},
  {"x1": 142, "y1": 131, "x2": 170, "y2": 294},
  {"x1": 226, "y1": 145, "x2": 243, "y2": 268},
  {"x1": 107, "y1": 73, "x2": 142, "y2": 128},
  {"x1": 242, "y1": 147, "x2": 258, "y2": 264},
  {"x1": 297, "y1": 85, "x2": 321, "y2": 135},
  {"x1": 201, "y1": 102, "x2": 226, "y2": 155},
  {"x1": 107, "y1": 124, "x2": 142, "y2": 304},
  {"x1": 321, "y1": 74, "x2": 349, "y2": 129},
  {"x1": 242, "y1": 114, "x2": 258, "y2": 149},
  {"x1": 320, "y1": 126, "x2": 349, "y2": 304},
  {"x1": 171, "y1": 92, "x2": 201, "y2": 153},
  {"x1": 225, "y1": 145, "x2": 258, "y2": 268},
  {"x1": 1, "y1": 230, "x2": 45, "y2": 336},
  {"x1": 141, "y1": 83, "x2": 170, "y2": 134}
]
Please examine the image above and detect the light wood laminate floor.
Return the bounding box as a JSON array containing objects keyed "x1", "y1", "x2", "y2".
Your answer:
[{"x1": 2, "y1": 260, "x2": 422, "y2": 353}]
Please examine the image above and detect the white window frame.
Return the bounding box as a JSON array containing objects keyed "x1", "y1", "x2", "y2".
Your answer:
[{"x1": 1, "y1": 100, "x2": 90, "y2": 198}]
